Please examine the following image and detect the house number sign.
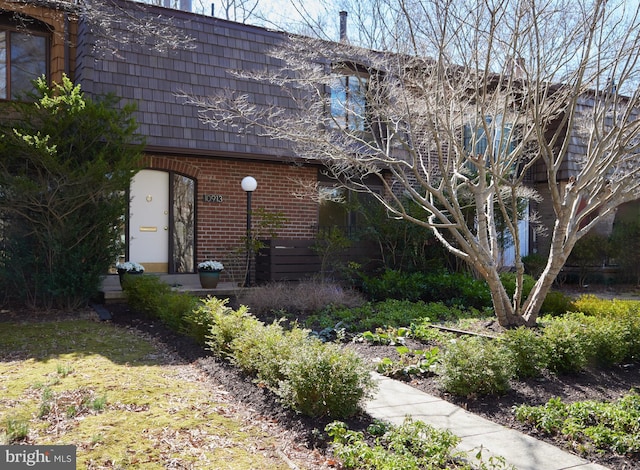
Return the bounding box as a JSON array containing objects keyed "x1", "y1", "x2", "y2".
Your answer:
[{"x1": 203, "y1": 194, "x2": 223, "y2": 203}]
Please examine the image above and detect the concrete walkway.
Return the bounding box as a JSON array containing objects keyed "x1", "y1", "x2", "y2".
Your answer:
[{"x1": 366, "y1": 373, "x2": 609, "y2": 470}]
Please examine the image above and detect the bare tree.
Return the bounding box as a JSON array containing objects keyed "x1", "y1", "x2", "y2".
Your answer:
[
  {"x1": 6, "y1": 0, "x2": 196, "y2": 54},
  {"x1": 184, "y1": 0, "x2": 640, "y2": 327}
]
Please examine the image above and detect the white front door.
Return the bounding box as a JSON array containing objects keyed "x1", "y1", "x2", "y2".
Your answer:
[{"x1": 129, "y1": 170, "x2": 169, "y2": 273}]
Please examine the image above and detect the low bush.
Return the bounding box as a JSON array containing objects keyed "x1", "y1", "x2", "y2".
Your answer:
[
  {"x1": 361, "y1": 270, "x2": 492, "y2": 308},
  {"x1": 522, "y1": 253, "x2": 547, "y2": 278},
  {"x1": 123, "y1": 275, "x2": 172, "y2": 317},
  {"x1": 540, "y1": 314, "x2": 590, "y2": 374},
  {"x1": 195, "y1": 296, "x2": 375, "y2": 419},
  {"x1": 499, "y1": 272, "x2": 536, "y2": 301},
  {"x1": 157, "y1": 292, "x2": 199, "y2": 332},
  {"x1": 436, "y1": 336, "x2": 514, "y2": 397},
  {"x1": 278, "y1": 339, "x2": 375, "y2": 419},
  {"x1": 572, "y1": 296, "x2": 640, "y2": 359},
  {"x1": 572, "y1": 295, "x2": 640, "y2": 317},
  {"x1": 580, "y1": 315, "x2": 630, "y2": 366},
  {"x1": 326, "y1": 418, "x2": 509, "y2": 469},
  {"x1": 315, "y1": 299, "x2": 485, "y2": 333},
  {"x1": 232, "y1": 320, "x2": 309, "y2": 386},
  {"x1": 540, "y1": 290, "x2": 576, "y2": 316},
  {"x1": 182, "y1": 296, "x2": 230, "y2": 345},
  {"x1": 203, "y1": 303, "x2": 259, "y2": 358},
  {"x1": 499, "y1": 327, "x2": 549, "y2": 378}
]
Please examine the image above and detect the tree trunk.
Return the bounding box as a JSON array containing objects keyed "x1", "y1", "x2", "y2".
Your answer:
[{"x1": 485, "y1": 270, "x2": 526, "y2": 328}]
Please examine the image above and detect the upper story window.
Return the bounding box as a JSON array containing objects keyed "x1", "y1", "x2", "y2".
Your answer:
[
  {"x1": 463, "y1": 115, "x2": 516, "y2": 165},
  {"x1": 1, "y1": 17, "x2": 49, "y2": 100},
  {"x1": 330, "y1": 68, "x2": 369, "y2": 132}
]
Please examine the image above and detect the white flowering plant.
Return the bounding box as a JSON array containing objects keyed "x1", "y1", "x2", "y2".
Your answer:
[
  {"x1": 197, "y1": 260, "x2": 224, "y2": 272},
  {"x1": 116, "y1": 261, "x2": 145, "y2": 273}
]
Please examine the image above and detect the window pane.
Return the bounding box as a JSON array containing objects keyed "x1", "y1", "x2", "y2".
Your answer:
[
  {"x1": 10, "y1": 32, "x2": 46, "y2": 99},
  {"x1": 330, "y1": 76, "x2": 347, "y2": 128},
  {"x1": 330, "y1": 74, "x2": 368, "y2": 131},
  {"x1": 172, "y1": 174, "x2": 195, "y2": 273},
  {"x1": 0, "y1": 32, "x2": 6, "y2": 99},
  {"x1": 349, "y1": 76, "x2": 367, "y2": 131},
  {"x1": 319, "y1": 187, "x2": 348, "y2": 229}
]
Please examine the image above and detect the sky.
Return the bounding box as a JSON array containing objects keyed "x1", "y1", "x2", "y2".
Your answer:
[{"x1": 152, "y1": 0, "x2": 343, "y2": 39}]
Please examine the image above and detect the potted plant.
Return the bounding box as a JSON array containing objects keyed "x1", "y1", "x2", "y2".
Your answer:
[
  {"x1": 116, "y1": 261, "x2": 145, "y2": 289},
  {"x1": 197, "y1": 260, "x2": 224, "y2": 288}
]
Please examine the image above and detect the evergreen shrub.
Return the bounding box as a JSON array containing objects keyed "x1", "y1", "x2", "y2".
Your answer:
[
  {"x1": 278, "y1": 339, "x2": 375, "y2": 419},
  {"x1": 436, "y1": 336, "x2": 514, "y2": 397},
  {"x1": 500, "y1": 327, "x2": 549, "y2": 378}
]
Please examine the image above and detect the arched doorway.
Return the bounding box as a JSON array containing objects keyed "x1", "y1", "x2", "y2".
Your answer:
[{"x1": 128, "y1": 169, "x2": 195, "y2": 273}]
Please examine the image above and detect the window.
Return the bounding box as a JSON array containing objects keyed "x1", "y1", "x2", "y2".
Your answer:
[
  {"x1": 330, "y1": 73, "x2": 368, "y2": 132},
  {"x1": 318, "y1": 185, "x2": 380, "y2": 237},
  {"x1": 463, "y1": 115, "x2": 517, "y2": 171},
  {"x1": 0, "y1": 24, "x2": 48, "y2": 100}
]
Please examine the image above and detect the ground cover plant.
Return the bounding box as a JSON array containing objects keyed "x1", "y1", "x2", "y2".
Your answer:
[
  {"x1": 0, "y1": 315, "x2": 308, "y2": 469},
  {"x1": 514, "y1": 392, "x2": 640, "y2": 456},
  {"x1": 326, "y1": 418, "x2": 512, "y2": 470}
]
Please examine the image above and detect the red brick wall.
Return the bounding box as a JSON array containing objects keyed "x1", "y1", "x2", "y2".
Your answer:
[{"x1": 143, "y1": 154, "x2": 319, "y2": 273}]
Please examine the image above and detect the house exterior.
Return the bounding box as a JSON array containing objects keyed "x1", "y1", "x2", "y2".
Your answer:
[
  {"x1": 1, "y1": 0, "x2": 330, "y2": 282},
  {"x1": 2, "y1": 0, "x2": 637, "y2": 284}
]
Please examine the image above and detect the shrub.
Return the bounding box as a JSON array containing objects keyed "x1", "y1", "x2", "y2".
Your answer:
[
  {"x1": 278, "y1": 339, "x2": 375, "y2": 419},
  {"x1": 580, "y1": 315, "x2": 630, "y2": 366},
  {"x1": 191, "y1": 297, "x2": 375, "y2": 419},
  {"x1": 572, "y1": 295, "x2": 640, "y2": 317},
  {"x1": 0, "y1": 76, "x2": 142, "y2": 310},
  {"x1": 204, "y1": 304, "x2": 259, "y2": 358},
  {"x1": 499, "y1": 272, "x2": 536, "y2": 300},
  {"x1": 571, "y1": 296, "x2": 640, "y2": 357},
  {"x1": 436, "y1": 336, "x2": 514, "y2": 397},
  {"x1": 515, "y1": 392, "x2": 640, "y2": 455},
  {"x1": 522, "y1": 253, "x2": 547, "y2": 278},
  {"x1": 361, "y1": 270, "x2": 492, "y2": 309},
  {"x1": 499, "y1": 327, "x2": 549, "y2": 378},
  {"x1": 123, "y1": 275, "x2": 172, "y2": 317},
  {"x1": 232, "y1": 321, "x2": 310, "y2": 386},
  {"x1": 361, "y1": 269, "x2": 425, "y2": 302},
  {"x1": 540, "y1": 314, "x2": 590, "y2": 374},
  {"x1": 540, "y1": 290, "x2": 575, "y2": 316},
  {"x1": 156, "y1": 292, "x2": 199, "y2": 332},
  {"x1": 183, "y1": 297, "x2": 230, "y2": 345},
  {"x1": 316, "y1": 300, "x2": 485, "y2": 333}
]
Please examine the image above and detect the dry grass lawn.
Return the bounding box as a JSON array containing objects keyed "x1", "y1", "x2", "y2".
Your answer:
[{"x1": 0, "y1": 312, "x2": 308, "y2": 469}]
